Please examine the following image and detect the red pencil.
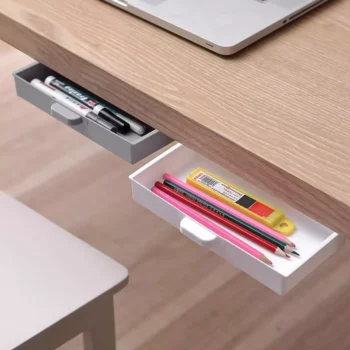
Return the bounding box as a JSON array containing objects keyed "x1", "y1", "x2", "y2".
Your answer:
[{"x1": 155, "y1": 182, "x2": 289, "y2": 258}]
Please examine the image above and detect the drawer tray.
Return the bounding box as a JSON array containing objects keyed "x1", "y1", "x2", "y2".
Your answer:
[
  {"x1": 14, "y1": 63, "x2": 173, "y2": 164},
  {"x1": 130, "y1": 144, "x2": 343, "y2": 295}
]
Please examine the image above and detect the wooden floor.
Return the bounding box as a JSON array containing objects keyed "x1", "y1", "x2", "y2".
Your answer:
[{"x1": 2, "y1": 42, "x2": 350, "y2": 350}]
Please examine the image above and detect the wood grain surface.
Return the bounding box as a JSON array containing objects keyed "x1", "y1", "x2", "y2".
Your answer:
[
  {"x1": 2, "y1": 42, "x2": 350, "y2": 350},
  {"x1": 0, "y1": 0, "x2": 349, "y2": 238}
]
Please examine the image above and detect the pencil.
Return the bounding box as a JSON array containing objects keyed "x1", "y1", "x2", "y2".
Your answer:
[
  {"x1": 151, "y1": 187, "x2": 272, "y2": 266},
  {"x1": 155, "y1": 182, "x2": 289, "y2": 258},
  {"x1": 162, "y1": 173, "x2": 296, "y2": 248},
  {"x1": 163, "y1": 180, "x2": 299, "y2": 256}
]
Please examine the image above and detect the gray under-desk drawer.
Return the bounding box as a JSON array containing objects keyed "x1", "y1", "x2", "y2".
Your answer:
[{"x1": 13, "y1": 63, "x2": 173, "y2": 164}]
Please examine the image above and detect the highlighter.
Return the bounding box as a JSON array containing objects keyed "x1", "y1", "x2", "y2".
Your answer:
[{"x1": 186, "y1": 168, "x2": 295, "y2": 236}]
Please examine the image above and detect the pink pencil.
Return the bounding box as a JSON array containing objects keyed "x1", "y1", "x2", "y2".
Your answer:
[
  {"x1": 152, "y1": 187, "x2": 272, "y2": 266},
  {"x1": 163, "y1": 173, "x2": 296, "y2": 248}
]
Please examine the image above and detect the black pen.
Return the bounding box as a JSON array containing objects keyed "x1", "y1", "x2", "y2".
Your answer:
[
  {"x1": 31, "y1": 79, "x2": 118, "y2": 133},
  {"x1": 45, "y1": 76, "x2": 130, "y2": 134}
]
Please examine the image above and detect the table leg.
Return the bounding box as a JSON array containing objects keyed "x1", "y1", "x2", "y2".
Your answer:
[{"x1": 83, "y1": 295, "x2": 116, "y2": 350}]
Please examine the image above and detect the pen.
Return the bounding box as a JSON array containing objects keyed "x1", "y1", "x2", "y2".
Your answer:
[
  {"x1": 45, "y1": 76, "x2": 146, "y2": 135},
  {"x1": 30, "y1": 79, "x2": 117, "y2": 133}
]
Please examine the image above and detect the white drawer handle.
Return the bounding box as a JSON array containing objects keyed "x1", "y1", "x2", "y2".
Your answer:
[{"x1": 179, "y1": 217, "x2": 217, "y2": 247}]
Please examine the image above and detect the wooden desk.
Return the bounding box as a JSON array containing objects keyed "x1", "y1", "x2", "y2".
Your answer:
[{"x1": 0, "y1": 0, "x2": 349, "y2": 236}]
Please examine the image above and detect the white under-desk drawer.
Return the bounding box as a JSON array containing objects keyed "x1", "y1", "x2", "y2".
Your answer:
[
  {"x1": 130, "y1": 144, "x2": 343, "y2": 295},
  {"x1": 13, "y1": 63, "x2": 173, "y2": 164}
]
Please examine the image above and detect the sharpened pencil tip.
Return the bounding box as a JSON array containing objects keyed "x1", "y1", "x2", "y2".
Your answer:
[
  {"x1": 292, "y1": 251, "x2": 300, "y2": 257},
  {"x1": 261, "y1": 255, "x2": 273, "y2": 265},
  {"x1": 285, "y1": 238, "x2": 296, "y2": 248}
]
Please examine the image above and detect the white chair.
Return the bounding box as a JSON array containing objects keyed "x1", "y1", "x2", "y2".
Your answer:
[{"x1": 0, "y1": 192, "x2": 128, "y2": 350}]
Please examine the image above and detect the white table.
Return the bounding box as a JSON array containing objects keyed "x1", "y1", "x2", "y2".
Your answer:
[{"x1": 0, "y1": 192, "x2": 128, "y2": 350}]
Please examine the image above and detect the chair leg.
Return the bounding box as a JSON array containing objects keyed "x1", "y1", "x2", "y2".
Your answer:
[{"x1": 83, "y1": 295, "x2": 116, "y2": 350}]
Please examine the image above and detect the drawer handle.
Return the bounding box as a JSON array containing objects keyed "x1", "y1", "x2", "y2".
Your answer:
[
  {"x1": 180, "y1": 217, "x2": 217, "y2": 246},
  {"x1": 110, "y1": 0, "x2": 128, "y2": 7},
  {"x1": 51, "y1": 103, "x2": 83, "y2": 126}
]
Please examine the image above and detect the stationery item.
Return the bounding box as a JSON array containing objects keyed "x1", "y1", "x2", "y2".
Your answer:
[
  {"x1": 151, "y1": 187, "x2": 272, "y2": 266},
  {"x1": 155, "y1": 182, "x2": 290, "y2": 258},
  {"x1": 45, "y1": 76, "x2": 130, "y2": 134},
  {"x1": 186, "y1": 168, "x2": 295, "y2": 236},
  {"x1": 163, "y1": 173, "x2": 296, "y2": 247},
  {"x1": 31, "y1": 79, "x2": 117, "y2": 133},
  {"x1": 163, "y1": 179, "x2": 299, "y2": 256},
  {"x1": 45, "y1": 75, "x2": 146, "y2": 135}
]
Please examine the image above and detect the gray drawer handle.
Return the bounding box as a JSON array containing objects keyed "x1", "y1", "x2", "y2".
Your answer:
[{"x1": 50, "y1": 103, "x2": 83, "y2": 126}]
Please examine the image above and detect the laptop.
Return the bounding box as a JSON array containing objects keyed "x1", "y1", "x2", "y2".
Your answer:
[{"x1": 102, "y1": 0, "x2": 329, "y2": 55}]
